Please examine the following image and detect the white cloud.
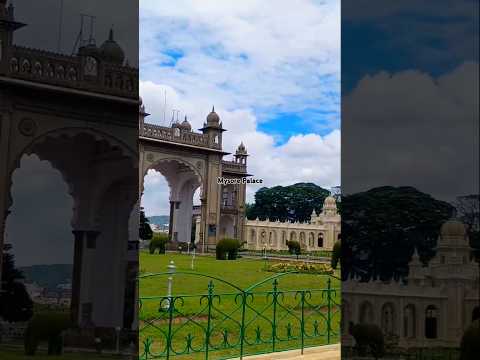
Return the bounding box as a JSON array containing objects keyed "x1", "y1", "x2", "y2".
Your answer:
[
  {"x1": 140, "y1": 81, "x2": 340, "y2": 215},
  {"x1": 343, "y1": 62, "x2": 479, "y2": 201},
  {"x1": 139, "y1": 0, "x2": 341, "y2": 215}
]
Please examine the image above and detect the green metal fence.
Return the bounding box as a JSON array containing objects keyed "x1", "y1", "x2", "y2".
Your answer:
[{"x1": 139, "y1": 272, "x2": 340, "y2": 359}]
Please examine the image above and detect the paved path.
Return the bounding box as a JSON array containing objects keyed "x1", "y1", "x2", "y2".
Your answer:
[{"x1": 233, "y1": 344, "x2": 340, "y2": 360}]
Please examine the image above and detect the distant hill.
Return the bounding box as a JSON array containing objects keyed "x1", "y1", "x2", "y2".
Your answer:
[
  {"x1": 19, "y1": 264, "x2": 72, "y2": 290},
  {"x1": 148, "y1": 215, "x2": 169, "y2": 226}
]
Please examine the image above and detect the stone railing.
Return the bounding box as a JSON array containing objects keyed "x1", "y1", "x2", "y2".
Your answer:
[
  {"x1": 3, "y1": 45, "x2": 138, "y2": 99},
  {"x1": 141, "y1": 122, "x2": 212, "y2": 148},
  {"x1": 221, "y1": 160, "x2": 247, "y2": 173}
]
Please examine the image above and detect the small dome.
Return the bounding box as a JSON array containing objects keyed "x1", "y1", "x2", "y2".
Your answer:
[
  {"x1": 236, "y1": 141, "x2": 247, "y2": 155},
  {"x1": 179, "y1": 116, "x2": 192, "y2": 131},
  {"x1": 100, "y1": 28, "x2": 125, "y2": 64},
  {"x1": 206, "y1": 106, "x2": 220, "y2": 124},
  {"x1": 440, "y1": 219, "x2": 466, "y2": 237}
]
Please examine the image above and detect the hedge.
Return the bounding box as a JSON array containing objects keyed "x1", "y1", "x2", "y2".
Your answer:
[
  {"x1": 149, "y1": 233, "x2": 168, "y2": 254},
  {"x1": 216, "y1": 238, "x2": 241, "y2": 260}
]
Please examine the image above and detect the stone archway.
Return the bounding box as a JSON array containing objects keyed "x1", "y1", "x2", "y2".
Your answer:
[
  {"x1": 1, "y1": 127, "x2": 138, "y2": 330},
  {"x1": 139, "y1": 108, "x2": 249, "y2": 251},
  {"x1": 143, "y1": 158, "x2": 203, "y2": 246}
]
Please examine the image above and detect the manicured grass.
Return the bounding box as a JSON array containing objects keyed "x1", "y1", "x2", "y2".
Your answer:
[{"x1": 139, "y1": 251, "x2": 340, "y2": 359}]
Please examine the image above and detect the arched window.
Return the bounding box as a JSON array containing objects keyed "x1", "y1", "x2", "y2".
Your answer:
[
  {"x1": 318, "y1": 233, "x2": 324, "y2": 247},
  {"x1": 359, "y1": 301, "x2": 374, "y2": 324},
  {"x1": 282, "y1": 231, "x2": 287, "y2": 245},
  {"x1": 250, "y1": 229, "x2": 256, "y2": 244},
  {"x1": 300, "y1": 232, "x2": 306, "y2": 246},
  {"x1": 403, "y1": 304, "x2": 416, "y2": 338},
  {"x1": 425, "y1": 305, "x2": 438, "y2": 339},
  {"x1": 381, "y1": 303, "x2": 396, "y2": 335}
]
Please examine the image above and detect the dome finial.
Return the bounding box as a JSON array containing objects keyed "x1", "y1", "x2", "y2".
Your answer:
[
  {"x1": 109, "y1": 26, "x2": 114, "y2": 41},
  {"x1": 212, "y1": 105, "x2": 215, "y2": 112}
]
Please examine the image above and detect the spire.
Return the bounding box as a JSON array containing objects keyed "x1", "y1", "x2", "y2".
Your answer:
[
  {"x1": 109, "y1": 27, "x2": 114, "y2": 41},
  {"x1": 212, "y1": 105, "x2": 215, "y2": 112}
]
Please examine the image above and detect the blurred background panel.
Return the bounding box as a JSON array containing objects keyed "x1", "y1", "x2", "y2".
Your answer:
[{"x1": 341, "y1": 0, "x2": 479, "y2": 358}]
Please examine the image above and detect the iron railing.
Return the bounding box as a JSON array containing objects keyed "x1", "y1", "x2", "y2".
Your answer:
[{"x1": 139, "y1": 272, "x2": 340, "y2": 359}]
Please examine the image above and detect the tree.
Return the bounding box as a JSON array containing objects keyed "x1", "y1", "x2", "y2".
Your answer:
[
  {"x1": 455, "y1": 194, "x2": 480, "y2": 260},
  {"x1": 246, "y1": 183, "x2": 330, "y2": 223},
  {"x1": 139, "y1": 207, "x2": 153, "y2": 240},
  {"x1": 341, "y1": 186, "x2": 453, "y2": 282},
  {"x1": 0, "y1": 244, "x2": 33, "y2": 322}
]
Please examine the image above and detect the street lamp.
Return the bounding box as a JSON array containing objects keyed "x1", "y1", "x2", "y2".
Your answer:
[
  {"x1": 115, "y1": 326, "x2": 121, "y2": 354},
  {"x1": 191, "y1": 246, "x2": 196, "y2": 270},
  {"x1": 164, "y1": 260, "x2": 176, "y2": 310}
]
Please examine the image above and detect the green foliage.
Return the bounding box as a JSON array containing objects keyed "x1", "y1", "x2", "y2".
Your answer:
[
  {"x1": 139, "y1": 208, "x2": 153, "y2": 241},
  {"x1": 216, "y1": 238, "x2": 241, "y2": 260},
  {"x1": 286, "y1": 240, "x2": 301, "y2": 255},
  {"x1": 246, "y1": 183, "x2": 330, "y2": 223},
  {"x1": 331, "y1": 240, "x2": 341, "y2": 269},
  {"x1": 266, "y1": 262, "x2": 334, "y2": 275},
  {"x1": 0, "y1": 244, "x2": 33, "y2": 322},
  {"x1": 24, "y1": 312, "x2": 71, "y2": 356},
  {"x1": 342, "y1": 186, "x2": 453, "y2": 282},
  {"x1": 149, "y1": 233, "x2": 168, "y2": 254},
  {"x1": 349, "y1": 322, "x2": 385, "y2": 359},
  {"x1": 461, "y1": 320, "x2": 480, "y2": 360}
]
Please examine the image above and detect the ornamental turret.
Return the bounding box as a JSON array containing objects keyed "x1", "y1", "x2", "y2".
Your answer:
[
  {"x1": 234, "y1": 141, "x2": 248, "y2": 165},
  {"x1": 199, "y1": 106, "x2": 226, "y2": 148}
]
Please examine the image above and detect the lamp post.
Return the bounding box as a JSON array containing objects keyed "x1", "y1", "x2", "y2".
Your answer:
[
  {"x1": 263, "y1": 246, "x2": 267, "y2": 270},
  {"x1": 115, "y1": 326, "x2": 121, "y2": 354},
  {"x1": 164, "y1": 260, "x2": 176, "y2": 310},
  {"x1": 191, "y1": 246, "x2": 196, "y2": 270}
]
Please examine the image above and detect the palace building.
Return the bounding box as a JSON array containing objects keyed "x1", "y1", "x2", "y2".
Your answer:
[
  {"x1": 244, "y1": 195, "x2": 340, "y2": 251},
  {"x1": 342, "y1": 218, "x2": 480, "y2": 348}
]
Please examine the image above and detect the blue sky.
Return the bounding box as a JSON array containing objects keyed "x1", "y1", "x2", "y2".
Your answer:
[{"x1": 139, "y1": 0, "x2": 341, "y2": 215}]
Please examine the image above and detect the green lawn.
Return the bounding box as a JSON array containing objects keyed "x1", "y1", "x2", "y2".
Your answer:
[{"x1": 139, "y1": 251, "x2": 340, "y2": 359}]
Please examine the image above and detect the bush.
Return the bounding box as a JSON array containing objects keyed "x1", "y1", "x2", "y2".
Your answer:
[
  {"x1": 216, "y1": 238, "x2": 241, "y2": 260},
  {"x1": 149, "y1": 233, "x2": 168, "y2": 254},
  {"x1": 286, "y1": 240, "x2": 301, "y2": 255},
  {"x1": 348, "y1": 322, "x2": 385, "y2": 359},
  {"x1": 24, "y1": 312, "x2": 71, "y2": 356},
  {"x1": 461, "y1": 320, "x2": 480, "y2": 360},
  {"x1": 331, "y1": 240, "x2": 341, "y2": 269}
]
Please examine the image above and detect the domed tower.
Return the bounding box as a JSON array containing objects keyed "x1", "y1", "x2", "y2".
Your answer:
[
  {"x1": 99, "y1": 28, "x2": 125, "y2": 65},
  {"x1": 0, "y1": 0, "x2": 25, "y2": 69},
  {"x1": 199, "y1": 106, "x2": 226, "y2": 148},
  {"x1": 322, "y1": 195, "x2": 338, "y2": 217},
  {"x1": 138, "y1": 96, "x2": 149, "y2": 132},
  {"x1": 430, "y1": 218, "x2": 474, "y2": 278},
  {"x1": 234, "y1": 141, "x2": 248, "y2": 165},
  {"x1": 179, "y1": 116, "x2": 192, "y2": 132}
]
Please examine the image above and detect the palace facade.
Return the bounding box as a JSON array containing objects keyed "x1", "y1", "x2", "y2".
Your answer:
[
  {"x1": 342, "y1": 219, "x2": 480, "y2": 348},
  {"x1": 244, "y1": 195, "x2": 341, "y2": 251}
]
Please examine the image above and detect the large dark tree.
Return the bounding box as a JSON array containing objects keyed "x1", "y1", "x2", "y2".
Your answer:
[
  {"x1": 139, "y1": 207, "x2": 153, "y2": 240},
  {"x1": 455, "y1": 194, "x2": 480, "y2": 260},
  {"x1": 246, "y1": 183, "x2": 330, "y2": 223},
  {"x1": 341, "y1": 186, "x2": 454, "y2": 282},
  {"x1": 0, "y1": 244, "x2": 33, "y2": 322}
]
